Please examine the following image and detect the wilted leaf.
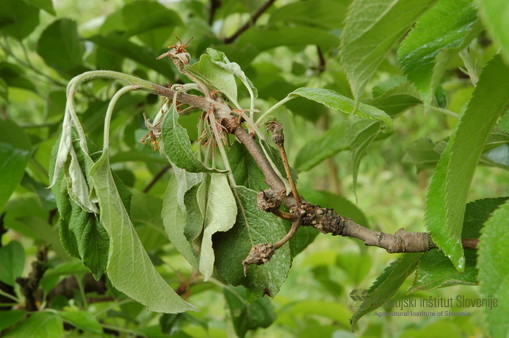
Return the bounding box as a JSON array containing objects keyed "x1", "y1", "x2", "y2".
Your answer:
[
  {"x1": 199, "y1": 174, "x2": 237, "y2": 280},
  {"x1": 162, "y1": 175, "x2": 201, "y2": 268},
  {"x1": 89, "y1": 153, "x2": 197, "y2": 313},
  {"x1": 185, "y1": 53, "x2": 239, "y2": 107}
]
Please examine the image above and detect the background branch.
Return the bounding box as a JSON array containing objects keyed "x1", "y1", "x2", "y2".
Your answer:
[
  {"x1": 143, "y1": 165, "x2": 171, "y2": 193},
  {"x1": 208, "y1": 0, "x2": 222, "y2": 26},
  {"x1": 222, "y1": 0, "x2": 276, "y2": 44}
]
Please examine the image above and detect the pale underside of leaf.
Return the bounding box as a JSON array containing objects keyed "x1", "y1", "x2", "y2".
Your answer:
[
  {"x1": 162, "y1": 175, "x2": 200, "y2": 269},
  {"x1": 199, "y1": 174, "x2": 237, "y2": 280},
  {"x1": 90, "y1": 153, "x2": 197, "y2": 313}
]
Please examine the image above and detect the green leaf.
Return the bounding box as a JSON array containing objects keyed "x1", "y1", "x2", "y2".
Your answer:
[
  {"x1": 39, "y1": 260, "x2": 89, "y2": 292},
  {"x1": 410, "y1": 250, "x2": 477, "y2": 293},
  {"x1": 214, "y1": 186, "x2": 291, "y2": 297},
  {"x1": 479, "y1": 0, "x2": 509, "y2": 62},
  {"x1": 0, "y1": 0, "x2": 39, "y2": 40},
  {"x1": 0, "y1": 77, "x2": 7, "y2": 102},
  {"x1": 67, "y1": 203, "x2": 109, "y2": 279},
  {"x1": 223, "y1": 286, "x2": 276, "y2": 338},
  {"x1": 478, "y1": 199, "x2": 509, "y2": 338},
  {"x1": 122, "y1": 1, "x2": 182, "y2": 49},
  {"x1": 365, "y1": 80, "x2": 422, "y2": 116},
  {"x1": 162, "y1": 175, "x2": 201, "y2": 268},
  {"x1": 184, "y1": 181, "x2": 206, "y2": 243},
  {"x1": 185, "y1": 54, "x2": 239, "y2": 107},
  {"x1": 59, "y1": 309, "x2": 102, "y2": 334},
  {"x1": 0, "y1": 62, "x2": 36, "y2": 92},
  {"x1": 350, "y1": 121, "x2": 381, "y2": 198},
  {"x1": 341, "y1": 0, "x2": 436, "y2": 100},
  {"x1": 294, "y1": 118, "x2": 384, "y2": 173},
  {"x1": 21, "y1": 174, "x2": 56, "y2": 211},
  {"x1": 335, "y1": 251, "x2": 373, "y2": 285},
  {"x1": 221, "y1": 26, "x2": 339, "y2": 66},
  {"x1": 268, "y1": 0, "x2": 349, "y2": 29},
  {"x1": 228, "y1": 143, "x2": 266, "y2": 191},
  {"x1": 0, "y1": 119, "x2": 31, "y2": 212},
  {"x1": 88, "y1": 34, "x2": 174, "y2": 79},
  {"x1": 131, "y1": 192, "x2": 168, "y2": 249},
  {"x1": 398, "y1": 0, "x2": 479, "y2": 103},
  {"x1": 0, "y1": 310, "x2": 25, "y2": 331},
  {"x1": 237, "y1": 26, "x2": 339, "y2": 52},
  {"x1": 289, "y1": 88, "x2": 392, "y2": 127},
  {"x1": 411, "y1": 198, "x2": 507, "y2": 292},
  {"x1": 350, "y1": 253, "x2": 423, "y2": 329},
  {"x1": 36, "y1": 19, "x2": 85, "y2": 77},
  {"x1": 425, "y1": 55, "x2": 509, "y2": 271},
  {"x1": 404, "y1": 132, "x2": 509, "y2": 171},
  {"x1": 199, "y1": 174, "x2": 237, "y2": 280},
  {"x1": 294, "y1": 121, "x2": 349, "y2": 172},
  {"x1": 4, "y1": 312, "x2": 63, "y2": 338},
  {"x1": 403, "y1": 138, "x2": 444, "y2": 171},
  {"x1": 23, "y1": 0, "x2": 55, "y2": 15},
  {"x1": 278, "y1": 300, "x2": 351, "y2": 329},
  {"x1": 0, "y1": 241, "x2": 25, "y2": 286},
  {"x1": 89, "y1": 153, "x2": 197, "y2": 313},
  {"x1": 161, "y1": 103, "x2": 218, "y2": 173}
]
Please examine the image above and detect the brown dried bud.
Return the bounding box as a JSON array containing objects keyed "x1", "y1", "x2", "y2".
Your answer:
[
  {"x1": 266, "y1": 121, "x2": 284, "y2": 145},
  {"x1": 257, "y1": 189, "x2": 284, "y2": 212},
  {"x1": 242, "y1": 243, "x2": 275, "y2": 276},
  {"x1": 220, "y1": 116, "x2": 240, "y2": 133}
]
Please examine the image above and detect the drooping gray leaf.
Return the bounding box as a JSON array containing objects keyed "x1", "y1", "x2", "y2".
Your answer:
[
  {"x1": 199, "y1": 174, "x2": 237, "y2": 280},
  {"x1": 89, "y1": 153, "x2": 197, "y2": 313}
]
